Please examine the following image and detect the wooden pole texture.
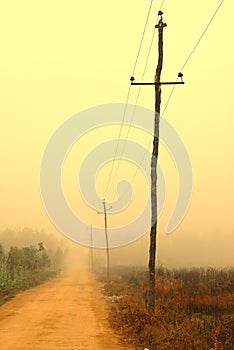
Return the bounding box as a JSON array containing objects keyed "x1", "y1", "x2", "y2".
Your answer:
[
  {"x1": 148, "y1": 14, "x2": 167, "y2": 313},
  {"x1": 103, "y1": 200, "x2": 110, "y2": 280}
]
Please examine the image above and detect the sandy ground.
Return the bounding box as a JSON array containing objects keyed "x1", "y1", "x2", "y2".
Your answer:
[{"x1": 0, "y1": 271, "x2": 134, "y2": 350}]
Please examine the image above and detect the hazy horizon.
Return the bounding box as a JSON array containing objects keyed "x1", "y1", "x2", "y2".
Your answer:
[{"x1": 1, "y1": 1, "x2": 233, "y2": 269}]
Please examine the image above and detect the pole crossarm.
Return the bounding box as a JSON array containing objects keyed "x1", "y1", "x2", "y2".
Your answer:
[
  {"x1": 130, "y1": 81, "x2": 184, "y2": 86},
  {"x1": 130, "y1": 72, "x2": 184, "y2": 86}
]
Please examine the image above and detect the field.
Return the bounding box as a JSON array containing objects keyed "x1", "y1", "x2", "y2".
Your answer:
[{"x1": 99, "y1": 266, "x2": 234, "y2": 350}]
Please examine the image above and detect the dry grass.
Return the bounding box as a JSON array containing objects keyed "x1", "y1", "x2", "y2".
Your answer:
[{"x1": 98, "y1": 266, "x2": 234, "y2": 350}]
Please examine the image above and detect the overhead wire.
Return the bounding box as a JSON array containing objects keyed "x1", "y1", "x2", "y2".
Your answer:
[
  {"x1": 103, "y1": 0, "x2": 224, "y2": 212},
  {"x1": 120, "y1": 0, "x2": 166, "y2": 153},
  {"x1": 110, "y1": 1, "x2": 168, "y2": 200},
  {"x1": 162, "y1": 0, "x2": 225, "y2": 116},
  {"x1": 104, "y1": 0, "x2": 155, "y2": 199},
  {"x1": 113, "y1": 0, "x2": 166, "y2": 179},
  {"x1": 126, "y1": 29, "x2": 156, "y2": 142},
  {"x1": 159, "y1": 0, "x2": 165, "y2": 11},
  {"x1": 104, "y1": 84, "x2": 131, "y2": 198},
  {"x1": 109, "y1": 28, "x2": 156, "y2": 185},
  {"x1": 161, "y1": 83, "x2": 177, "y2": 116},
  {"x1": 132, "y1": 0, "x2": 155, "y2": 77},
  {"x1": 128, "y1": 0, "x2": 226, "y2": 188},
  {"x1": 180, "y1": 0, "x2": 225, "y2": 72}
]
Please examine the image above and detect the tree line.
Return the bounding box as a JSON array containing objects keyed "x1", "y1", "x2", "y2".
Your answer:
[{"x1": 0, "y1": 242, "x2": 51, "y2": 285}]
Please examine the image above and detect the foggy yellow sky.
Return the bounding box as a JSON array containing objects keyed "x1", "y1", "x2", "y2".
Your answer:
[{"x1": 0, "y1": 1, "x2": 233, "y2": 267}]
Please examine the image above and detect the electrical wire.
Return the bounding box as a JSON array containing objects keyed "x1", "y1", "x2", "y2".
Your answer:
[
  {"x1": 126, "y1": 29, "x2": 156, "y2": 141},
  {"x1": 128, "y1": 0, "x2": 226, "y2": 188},
  {"x1": 104, "y1": 0, "x2": 155, "y2": 199},
  {"x1": 104, "y1": 84, "x2": 131, "y2": 198},
  {"x1": 161, "y1": 82, "x2": 177, "y2": 116},
  {"x1": 159, "y1": 0, "x2": 165, "y2": 11},
  {"x1": 106, "y1": 1, "x2": 167, "y2": 198},
  {"x1": 180, "y1": 0, "x2": 225, "y2": 72},
  {"x1": 132, "y1": 0, "x2": 155, "y2": 77},
  {"x1": 103, "y1": 0, "x2": 225, "y2": 218},
  {"x1": 109, "y1": 29, "x2": 156, "y2": 185},
  {"x1": 110, "y1": 1, "x2": 166, "y2": 184},
  {"x1": 162, "y1": 0, "x2": 225, "y2": 116}
]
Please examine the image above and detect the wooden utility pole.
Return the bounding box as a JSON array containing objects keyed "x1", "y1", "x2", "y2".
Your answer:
[
  {"x1": 89, "y1": 224, "x2": 93, "y2": 271},
  {"x1": 103, "y1": 199, "x2": 110, "y2": 280},
  {"x1": 131, "y1": 11, "x2": 184, "y2": 312},
  {"x1": 97, "y1": 200, "x2": 111, "y2": 280},
  {"x1": 148, "y1": 12, "x2": 166, "y2": 313}
]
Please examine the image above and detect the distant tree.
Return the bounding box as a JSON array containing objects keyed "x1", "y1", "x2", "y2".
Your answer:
[
  {"x1": 39, "y1": 251, "x2": 51, "y2": 270},
  {"x1": 7, "y1": 247, "x2": 22, "y2": 280},
  {"x1": 37, "y1": 242, "x2": 50, "y2": 270},
  {"x1": 0, "y1": 243, "x2": 4, "y2": 262},
  {"x1": 0, "y1": 243, "x2": 5, "y2": 274},
  {"x1": 21, "y1": 246, "x2": 38, "y2": 272},
  {"x1": 38, "y1": 242, "x2": 45, "y2": 252},
  {"x1": 52, "y1": 247, "x2": 64, "y2": 271}
]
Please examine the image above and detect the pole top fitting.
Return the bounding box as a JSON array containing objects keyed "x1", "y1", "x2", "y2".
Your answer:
[
  {"x1": 130, "y1": 76, "x2": 135, "y2": 82},
  {"x1": 178, "y1": 72, "x2": 184, "y2": 82},
  {"x1": 155, "y1": 11, "x2": 167, "y2": 28}
]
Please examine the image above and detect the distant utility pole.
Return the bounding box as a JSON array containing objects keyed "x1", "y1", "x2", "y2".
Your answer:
[
  {"x1": 131, "y1": 11, "x2": 184, "y2": 312},
  {"x1": 89, "y1": 224, "x2": 93, "y2": 271},
  {"x1": 97, "y1": 200, "x2": 112, "y2": 280}
]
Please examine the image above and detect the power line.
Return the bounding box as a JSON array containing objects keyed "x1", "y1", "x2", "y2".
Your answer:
[
  {"x1": 124, "y1": 0, "x2": 226, "y2": 192},
  {"x1": 104, "y1": 0, "x2": 155, "y2": 199},
  {"x1": 159, "y1": 0, "x2": 166, "y2": 11},
  {"x1": 108, "y1": 0, "x2": 225, "y2": 200},
  {"x1": 180, "y1": 0, "x2": 225, "y2": 72},
  {"x1": 132, "y1": 0, "x2": 155, "y2": 76},
  {"x1": 103, "y1": 0, "x2": 225, "y2": 226},
  {"x1": 107, "y1": 2, "x2": 167, "y2": 187},
  {"x1": 161, "y1": 81, "x2": 177, "y2": 116},
  {"x1": 126, "y1": 29, "x2": 156, "y2": 140},
  {"x1": 104, "y1": 84, "x2": 131, "y2": 198},
  {"x1": 109, "y1": 29, "x2": 156, "y2": 185},
  {"x1": 162, "y1": 0, "x2": 225, "y2": 116}
]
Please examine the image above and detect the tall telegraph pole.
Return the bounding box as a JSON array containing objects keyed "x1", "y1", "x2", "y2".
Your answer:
[
  {"x1": 89, "y1": 224, "x2": 93, "y2": 271},
  {"x1": 103, "y1": 199, "x2": 110, "y2": 280},
  {"x1": 149, "y1": 12, "x2": 166, "y2": 313},
  {"x1": 97, "y1": 200, "x2": 111, "y2": 280},
  {"x1": 131, "y1": 11, "x2": 184, "y2": 312}
]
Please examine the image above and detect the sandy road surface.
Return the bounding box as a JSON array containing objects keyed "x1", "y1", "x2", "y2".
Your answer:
[{"x1": 0, "y1": 271, "x2": 133, "y2": 350}]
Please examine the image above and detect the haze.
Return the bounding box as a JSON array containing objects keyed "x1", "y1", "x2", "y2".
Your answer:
[{"x1": 0, "y1": 0, "x2": 233, "y2": 268}]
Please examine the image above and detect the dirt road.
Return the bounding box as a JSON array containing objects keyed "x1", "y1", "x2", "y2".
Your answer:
[{"x1": 0, "y1": 271, "x2": 133, "y2": 350}]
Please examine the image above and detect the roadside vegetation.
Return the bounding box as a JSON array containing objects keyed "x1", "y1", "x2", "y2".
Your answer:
[
  {"x1": 0, "y1": 228, "x2": 66, "y2": 305},
  {"x1": 0, "y1": 242, "x2": 56, "y2": 305},
  {"x1": 99, "y1": 266, "x2": 234, "y2": 350}
]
